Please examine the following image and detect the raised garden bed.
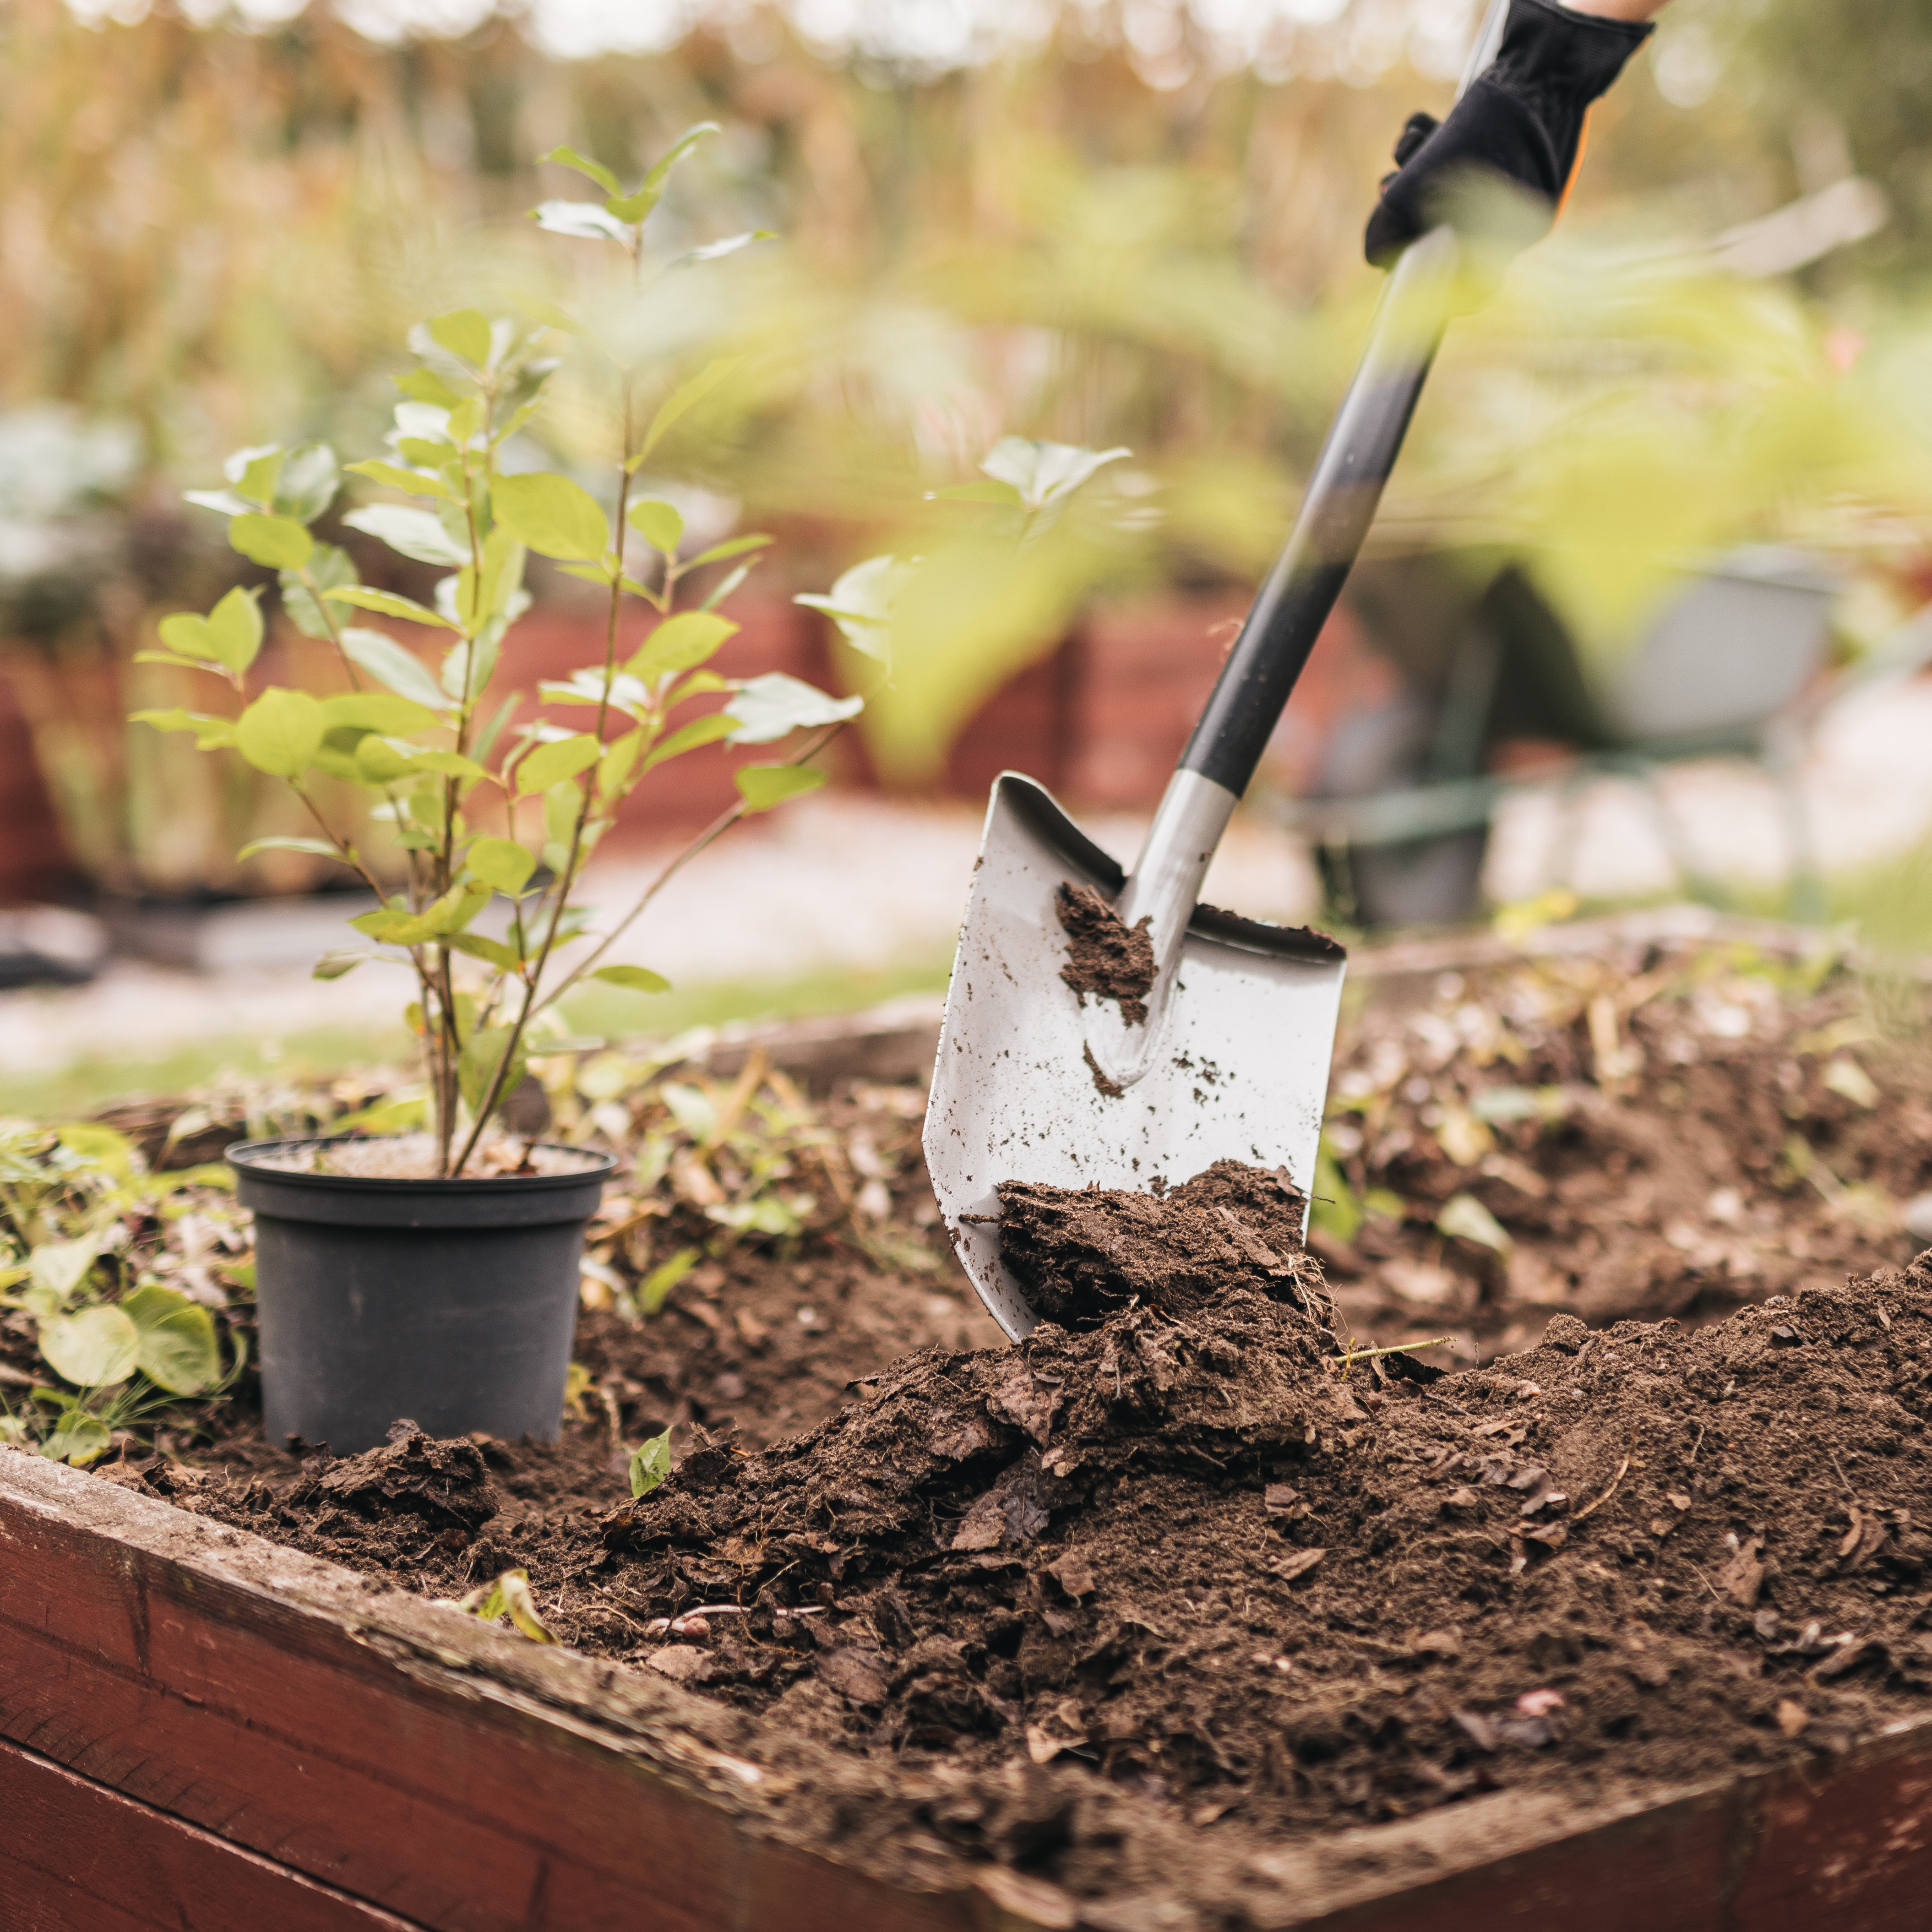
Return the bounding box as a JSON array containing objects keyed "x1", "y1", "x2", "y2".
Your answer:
[{"x1": 5, "y1": 919, "x2": 1931, "y2": 1927}]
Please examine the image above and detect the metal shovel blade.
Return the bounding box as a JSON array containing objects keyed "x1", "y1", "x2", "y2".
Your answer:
[{"x1": 924, "y1": 772, "x2": 1347, "y2": 1340}]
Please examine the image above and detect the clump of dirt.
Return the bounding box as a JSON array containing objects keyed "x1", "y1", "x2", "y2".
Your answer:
[
  {"x1": 292, "y1": 1420, "x2": 501, "y2": 1534},
  {"x1": 577, "y1": 1250, "x2": 1932, "y2": 1844},
  {"x1": 1057, "y1": 882, "x2": 1154, "y2": 1026},
  {"x1": 996, "y1": 1160, "x2": 1328, "y2": 1328}
]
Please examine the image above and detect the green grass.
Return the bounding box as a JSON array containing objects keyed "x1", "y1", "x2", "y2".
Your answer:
[{"x1": 0, "y1": 955, "x2": 956, "y2": 1121}]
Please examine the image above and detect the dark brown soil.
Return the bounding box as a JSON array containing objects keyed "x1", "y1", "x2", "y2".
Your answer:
[
  {"x1": 997, "y1": 1160, "x2": 1328, "y2": 1329},
  {"x1": 170, "y1": 1232, "x2": 1932, "y2": 1878},
  {"x1": 1312, "y1": 948, "x2": 1932, "y2": 1363},
  {"x1": 1057, "y1": 882, "x2": 1155, "y2": 1027}
]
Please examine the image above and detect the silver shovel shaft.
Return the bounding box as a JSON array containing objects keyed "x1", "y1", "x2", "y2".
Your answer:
[{"x1": 926, "y1": 0, "x2": 1510, "y2": 1335}]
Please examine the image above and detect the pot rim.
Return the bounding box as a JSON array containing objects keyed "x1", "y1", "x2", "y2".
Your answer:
[{"x1": 226, "y1": 1135, "x2": 619, "y2": 1193}]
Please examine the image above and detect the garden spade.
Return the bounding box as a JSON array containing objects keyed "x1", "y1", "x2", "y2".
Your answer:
[{"x1": 925, "y1": 1, "x2": 1512, "y2": 1340}]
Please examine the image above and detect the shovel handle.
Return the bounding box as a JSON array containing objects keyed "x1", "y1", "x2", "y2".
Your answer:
[{"x1": 1175, "y1": 0, "x2": 1511, "y2": 803}]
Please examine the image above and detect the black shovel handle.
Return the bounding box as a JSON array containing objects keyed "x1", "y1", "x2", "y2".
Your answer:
[{"x1": 1178, "y1": 0, "x2": 1510, "y2": 801}]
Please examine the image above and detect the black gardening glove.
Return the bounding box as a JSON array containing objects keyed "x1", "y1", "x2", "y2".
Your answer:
[{"x1": 1364, "y1": 0, "x2": 1654, "y2": 267}]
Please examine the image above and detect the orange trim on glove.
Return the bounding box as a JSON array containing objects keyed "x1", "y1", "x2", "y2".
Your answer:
[{"x1": 1554, "y1": 106, "x2": 1594, "y2": 225}]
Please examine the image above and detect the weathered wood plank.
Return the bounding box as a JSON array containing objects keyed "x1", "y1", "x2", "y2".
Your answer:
[
  {"x1": 0, "y1": 1734, "x2": 427, "y2": 1931},
  {"x1": 10, "y1": 1446, "x2": 1932, "y2": 1932},
  {"x1": 0, "y1": 1449, "x2": 975, "y2": 1932}
]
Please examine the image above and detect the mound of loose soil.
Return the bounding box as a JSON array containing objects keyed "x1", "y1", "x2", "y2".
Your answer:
[
  {"x1": 997, "y1": 1160, "x2": 1327, "y2": 1328},
  {"x1": 172, "y1": 1153, "x2": 1932, "y2": 1875}
]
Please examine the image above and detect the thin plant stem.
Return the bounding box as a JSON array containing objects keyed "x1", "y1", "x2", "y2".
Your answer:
[
  {"x1": 452, "y1": 282, "x2": 641, "y2": 1177},
  {"x1": 530, "y1": 719, "x2": 846, "y2": 1023}
]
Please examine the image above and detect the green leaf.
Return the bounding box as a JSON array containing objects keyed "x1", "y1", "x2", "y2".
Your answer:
[
  {"x1": 282, "y1": 540, "x2": 357, "y2": 640},
  {"x1": 130, "y1": 709, "x2": 236, "y2": 751},
  {"x1": 229, "y1": 513, "x2": 313, "y2": 571},
  {"x1": 475, "y1": 525, "x2": 528, "y2": 625},
  {"x1": 40, "y1": 1305, "x2": 139, "y2": 1388},
  {"x1": 351, "y1": 884, "x2": 488, "y2": 947},
  {"x1": 517, "y1": 733, "x2": 602, "y2": 795},
  {"x1": 980, "y1": 437, "x2": 1130, "y2": 512},
  {"x1": 637, "y1": 1248, "x2": 698, "y2": 1318},
  {"x1": 531, "y1": 200, "x2": 632, "y2": 242},
  {"x1": 459, "y1": 1025, "x2": 527, "y2": 1122},
  {"x1": 273, "y1": 441, "x2": 341, "y2": 524},
  {"x1": 225, "y1": 442, "x2": 284, "y2": 506},
  {"x1": 735, "y1": 764, "x2": 826, "y2": 812},
  {"x1": 446, "y1": 932, "x2": 524, "y2": 972},
  {"x1": 183, "y1": 488, "x2": 254, "y2": 517},
  {"x1": 697, "y1": 559, "x2": 756, "y2": 612},
  {"x1": 355, "y1": 738, "x2": 487, "y2": 785},
  {"x1": 30, "y1": 1238, "x2": 99, "y2": 1306},
  {"x1": 314, "y1": 951, "x2": 378, "y2": 980},
  {"x1": 542, "y1": 143, "x2": 620, "y2": 196},
  {"x1": 395, "y1": 368, "x2": 463, "y2": 408},
  {"x1": 686, "y1": 533, "x2": 773, "y2": 569},
  {"x1": 724, "y1": 672, "x2": 863, "y2": 745},
  {"x1": 55, "y1": 1124, "x2": 134, "y2": 1179},
  {"x1": 592, "y1": 964, "x2": 670, "y2": 994},
  {"x1": 157, "y1": 587, "x2": 264, "y2": 678},
  {"x1": 343, "y1": 504, "x2": 470, "y2": 567},
  {"x1": 429, "y1": 308, "x2": 493, "y2": 366},
  {"x1": 441, "y1": 620, "x2": 503, "y2": 703},
  {"x1": 627, "y1": 610, "x2": 736, "y2": 680},
  {"x1": 121, "y1": 1284, "x2": 220, "y2": 1396},
  {"x1": 637, "y1": 355, "x2": 741, "y2": 465},
  {"x1": 626, "y1": 499, "x2": 684, "y2": 553},
  {"x1": 1436, "y1": 1192, "x2": 1514, "y2": 1256},
  {"x1": 237, "y1": 836, "x2": 348, "y2": 864},
  {"x1": 608, "y1": 121, "x2": 719, "y2": 224},
  {"x1": 596, "y1": 727, "x2": 645, "y2": 796},
  {"x1": 43, "y1": 1413, "x2": 111, "y2": 1467},
  {"x1": 343, "y1": 460, "x2": 456, "y2": 503},
  {"x1": 235, "y1": 688, "x2": 325, "y2": 777},
  {"x1": 132, "y1": 651, "x2": 219, "y2": 675},
  {"x1": 639, "y1": 711, "x2": 735, "y2": 773},
  {"x1": 628, "y1": 1423, "x2": 675, "y2": 1496},
  {"x1": 320, "y1": 692, "x2": 442, "y2": 735},
  {"x1": 340, "y1": 629, "x2": 453, "y2": 711},
  {"x1": 491, "y1": 472, "x2": 610, "y2": 562},
  {"x1": 209, "y1": 586, "x2": 267, "y2": 674},
  {"x1": 467, "y1": 836, "x2": 538, "y2": 895},
  {"x1": 456, "y1": 1566, "x2": 555, "y2": 1642},
  {"x1": 324, "y1": 586, "x2": 454, "y2": 630},
  {"x1": 795, "y1": 555, "x2": 904, "y2": 664},
  {"x1": 328, "y1": 1094, "x2": 428, "y2": 1134}
]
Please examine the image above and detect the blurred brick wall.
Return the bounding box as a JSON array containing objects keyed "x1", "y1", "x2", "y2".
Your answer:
[
  {"x1": 0, "y1": 591, "x2": 1373, "y2": 903},
  {"x1": 0, "y1": 667, "x2": 71, "y2": 906}
]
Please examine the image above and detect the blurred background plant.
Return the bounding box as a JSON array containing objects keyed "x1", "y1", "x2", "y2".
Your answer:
[{"x1": 1, "y1": 0, "x2": 1930, "y2": 998}]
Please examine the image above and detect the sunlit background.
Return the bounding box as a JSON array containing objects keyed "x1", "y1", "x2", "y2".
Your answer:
[{"x1": 4, "y1": 0, "x2": 1932, "y2": 1108}]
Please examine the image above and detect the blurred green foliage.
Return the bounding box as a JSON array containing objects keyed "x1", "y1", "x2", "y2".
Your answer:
[{"x1": 7, "y1": 0, "x2": 1932, "y2": 803}]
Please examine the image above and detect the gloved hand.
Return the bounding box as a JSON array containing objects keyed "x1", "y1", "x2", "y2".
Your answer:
[{"x1": 1364, "y1": 0, "x2": 1654, "y2": 267}]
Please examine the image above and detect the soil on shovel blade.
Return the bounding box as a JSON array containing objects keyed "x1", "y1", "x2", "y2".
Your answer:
[
  {"x1": 162, "y1": 1158, "x2": 1932, "y2": 1900},
  {"x1": 1057, "y1": 882, "x2": 1155, "y2": 1026}
]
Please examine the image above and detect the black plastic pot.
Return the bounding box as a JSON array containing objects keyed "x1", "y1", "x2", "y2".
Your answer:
[{"x1": 229, "y1": 1138, "x2": 615, "y2": 1455}]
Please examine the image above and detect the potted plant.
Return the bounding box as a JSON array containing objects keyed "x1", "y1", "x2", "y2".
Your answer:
[{"x1": 135, "y1": 127, "x2": 863, "y2": 1453}]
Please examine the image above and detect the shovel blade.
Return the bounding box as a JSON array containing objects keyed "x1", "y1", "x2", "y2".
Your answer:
[{"x1": 925, "y1": 773, "x2": 1347, "y2": 1340}]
